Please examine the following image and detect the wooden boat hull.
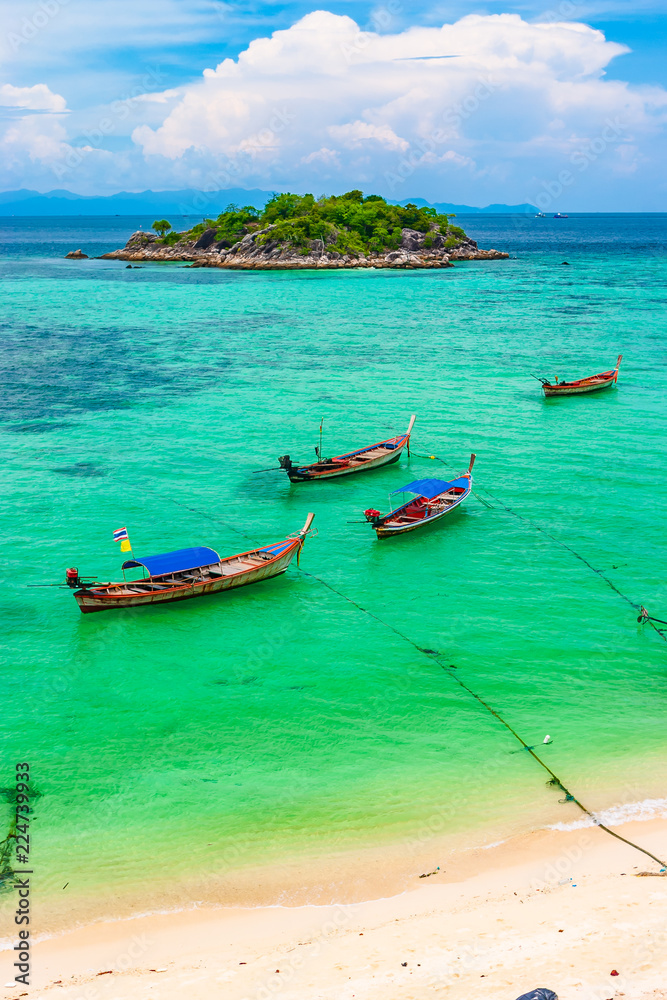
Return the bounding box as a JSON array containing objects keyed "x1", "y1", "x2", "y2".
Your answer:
[
  {"x1": 282, "y1": 415, "x2": 415, "y2": 483},
  {"x1": 75, "y1": 530, "x2": 310, "y2": 614},
  {"x1": 287, "y1": 445, "x2": 403, "y2": 482},
  {"x1": 375, "y1": 484, "x2": 470, "y2": 538},
  {"x1": 541, "y1": 355, "x2": 621, "y2": 397},
  {"x1": 368, "y1": 460, "x2": 475, "y2": 539},
  {"x1": 543, "y1": 376, "x2": 616, "y2": 397}
]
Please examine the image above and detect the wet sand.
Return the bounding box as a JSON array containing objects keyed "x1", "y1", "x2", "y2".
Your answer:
[{"x1": 5, "y1": 818, "x2": 666, "y2": 1000}]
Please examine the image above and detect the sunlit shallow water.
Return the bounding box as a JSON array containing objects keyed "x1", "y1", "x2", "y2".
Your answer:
[{"x1": 1, "y1": 213, "x2": 666, "y2": 924}]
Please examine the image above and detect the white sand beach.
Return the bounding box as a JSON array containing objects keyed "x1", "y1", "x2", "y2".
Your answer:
[{"x1": 6, "y1": 819, "x2": 667, "y2": 1000}]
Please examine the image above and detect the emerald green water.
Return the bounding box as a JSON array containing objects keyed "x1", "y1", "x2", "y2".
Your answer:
[{"x1": 1, "y1": 215, "x2": 666, "y2": 923}]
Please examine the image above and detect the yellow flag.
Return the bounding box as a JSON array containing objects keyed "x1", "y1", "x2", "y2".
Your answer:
[{"x1": 120, "y1": 539, "x2": 132, "y2": 553}]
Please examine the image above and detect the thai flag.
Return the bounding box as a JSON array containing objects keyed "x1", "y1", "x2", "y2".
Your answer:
[{"x1": 113, "y1": 527, "x2": 129, "y2": 542}]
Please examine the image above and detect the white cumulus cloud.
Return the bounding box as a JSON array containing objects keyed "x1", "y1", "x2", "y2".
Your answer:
[
  {"x1": 0, "y1": 82, "x2": 67, "y2": 112},
  {"x1": 2, "y1": 10, "x2": 667, "y2": 206},
  {"x1": 125, "y1": 10, "x2": 667, "y2": 204},
  {"x1": 327, "y1": 121, "x2": 409, "y2": 152},
  {"x1": 0, "y1": 83, "x2": 71, "y2": 178}
]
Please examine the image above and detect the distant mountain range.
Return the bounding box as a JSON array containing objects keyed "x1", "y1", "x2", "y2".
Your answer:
[
  {"x1": 396, "y1": 197, "x2": 538, "y2": 215},
  {"x1": 0, "y1": 189, "x2": 538, "y2": 217},
  {"x1": 0, "y1": 188, "x2": 271, "y2": 217}
]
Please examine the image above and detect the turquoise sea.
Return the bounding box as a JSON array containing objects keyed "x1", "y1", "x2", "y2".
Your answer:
[{"x1": 1, "y1": 213, "x2": 666, "y2": 927}]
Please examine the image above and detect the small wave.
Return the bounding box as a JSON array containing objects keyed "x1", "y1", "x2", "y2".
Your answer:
[{"x1": 547, "y1": 797, "x2": 667, "y2": 832}]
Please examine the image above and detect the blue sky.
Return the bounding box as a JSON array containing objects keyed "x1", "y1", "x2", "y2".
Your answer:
[{"x1": 1, "y1": 0, "x2": 666, "y2": 208}]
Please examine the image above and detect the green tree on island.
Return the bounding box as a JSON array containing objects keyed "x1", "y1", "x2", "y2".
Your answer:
[
  {"x1": 152, "y1": 219, "x2": 172, "y2": 237},
  {"x1": 155, "y1": 192, "x2": 466, "y2": 256}
]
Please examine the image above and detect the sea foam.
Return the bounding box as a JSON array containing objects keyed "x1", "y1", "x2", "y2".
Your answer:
[{"x1": 547, "y1": 797, "x2": 667, "y2": 832}]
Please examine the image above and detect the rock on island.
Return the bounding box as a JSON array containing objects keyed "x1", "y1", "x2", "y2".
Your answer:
[{"x1": 98, "y1": 190, "x2": 509, "y2": 270}]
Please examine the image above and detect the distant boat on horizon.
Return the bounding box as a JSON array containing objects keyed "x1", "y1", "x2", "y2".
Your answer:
[
  {"x1": 535, "y1": 212, "x2": 546, "y2": 218},
  {"x1": 553, "y1": 213, "x2": 569, "y2": 218}
]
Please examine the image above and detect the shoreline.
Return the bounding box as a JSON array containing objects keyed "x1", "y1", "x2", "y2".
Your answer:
[
  {"x1": 96, "y1": 245, "x2": 510, "y2": 269},
  {"x1": 5, "y1": 792, "x2": 667, "y2": 939},
  {"x1": 91, "y1": 220, "x2": 510, "y2": 270},
  {"x1": 5, "y1": 818, "x2": 666, "y2": 999},
  {"x1": 7, "y1": 818, "x2": 666, "y2": 999}
]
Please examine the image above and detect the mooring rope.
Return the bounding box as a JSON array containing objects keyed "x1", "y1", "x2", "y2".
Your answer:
[
  {"x1": 410, "y1": 450, "x2": 494, "y2": 508},
  {"x1": 109, "y1": 471, "x2": 667, "y2": 867},
  {"x1": 411, "y1": 450, "x2": 667, "y2": 643},
  {"x1": 637, "y1": 608, "x2": 667, "y2": 643},
  {"x1": 412, "y1": 450, "x2": 635, "y2": 605},
  {"x1": 113, "y1": 476, "x2": 259, "y2": 545},
  {"x1": 298, "y1": 567, "x2": 667, "y2": 870}
]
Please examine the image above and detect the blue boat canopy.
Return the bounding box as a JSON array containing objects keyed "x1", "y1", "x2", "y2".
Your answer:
[
  {"x1": 392, "y1": 477, "x2": 467, "y2": 498},
  {"x1": 122, "y1": 546, "x2": 221, "y2": 577}
]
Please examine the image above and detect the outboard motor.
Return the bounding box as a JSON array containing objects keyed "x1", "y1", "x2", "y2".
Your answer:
[
  {"x1": 278, "y1": 455, "x2": 293, "y2": 472},
  {"x1": 65, "y1": 567, "x2": 80, "y2": 588},
  {"x1": 364, "y1": 508, "x2": 382, "y2": 525}
]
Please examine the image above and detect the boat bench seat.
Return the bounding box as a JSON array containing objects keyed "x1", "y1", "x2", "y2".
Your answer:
[{"x1": 220, "y1": 561, "x2": 256, "y2": 575}]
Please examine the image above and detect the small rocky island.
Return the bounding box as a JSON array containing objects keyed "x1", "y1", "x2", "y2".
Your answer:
[{"x1": 99, "y1": 190, "x2": 508, "y2": 270}]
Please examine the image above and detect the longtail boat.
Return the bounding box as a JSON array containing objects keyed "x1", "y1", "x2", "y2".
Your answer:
[
  {"x1": 278, "y1": 415, "x2": 416, "y2": 483},
  {"x1": 68, "y1": 514, "x2": 314, "y2": 614},
  {"x1": 364, "y1": 455, "x2": 475, "y2": 539},
  {"x1": 537, "y1": 355, "x2": 622, "y2": 397}
]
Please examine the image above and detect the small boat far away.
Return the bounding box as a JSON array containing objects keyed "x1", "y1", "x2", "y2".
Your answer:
[
  {"x1": 67, "y1": 514, "x2": 315, "y2": 613},
  {"x1": 364, "y1": 455, "x2": 475, "y2": 538},
  {"x1": 536, "y1": 355, "x2": 622, "y2": 397},
  {"x1": 553, "y1": 213, "x2": 568, "y2": 218},
  {"x1": 535, "y1": 212, "x2": 546, "y2": 218},
  {"x1": 278, "y1": 415, "x2": 416, "y2": 483}
]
